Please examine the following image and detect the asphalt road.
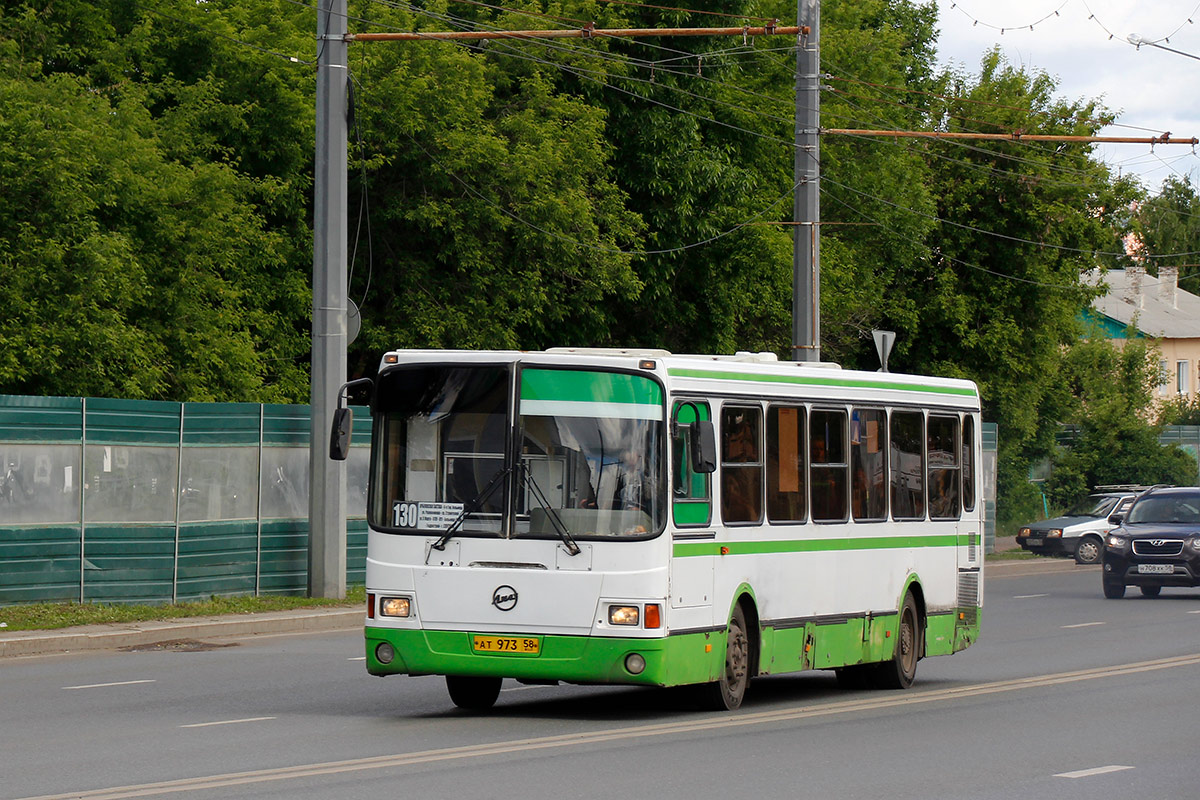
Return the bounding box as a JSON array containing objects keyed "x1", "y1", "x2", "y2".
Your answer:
[{"x1": 3, "y1": 559, "x2": 1198, "y2": 800}]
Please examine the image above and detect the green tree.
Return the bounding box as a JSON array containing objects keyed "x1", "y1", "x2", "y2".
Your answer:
[
  {"x1": 1044, "y1": 335, "x2": 1196, "y2": 506},
  {"x1": 343, "y1": 0, "x2": 645, "y2": 373},
  {"x1": 1157, "y1": 394, "x2": 1200, "y2": 426},
  {"x1": 0, "y1": 0, "x2": 314, "y2": 401},
  {"x1": 1132, "y1": 175, "x2": 1200, "y2": 287},
  {"x1": 901, "y1": 50, "x2": 1141, "y2": 524}
]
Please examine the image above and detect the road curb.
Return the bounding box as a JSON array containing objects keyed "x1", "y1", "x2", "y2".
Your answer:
[
  {"x1": 1, "y1": 558, "x2": 1088, "y2": 659},
  {"x1": 984, "y1": 558, "x2": 1097, "y2": 577},
  {"x1": 0, "y1": 608, "x2": 364, "y2": 659}
]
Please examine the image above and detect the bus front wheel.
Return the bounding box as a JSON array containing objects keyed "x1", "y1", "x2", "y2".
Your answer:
[
  {"x1": 700, "y1": 604, "x2": 750, "y2": 711},
  {"x1": 446, "y1": 675, "x2": 502, "y2": 710}
]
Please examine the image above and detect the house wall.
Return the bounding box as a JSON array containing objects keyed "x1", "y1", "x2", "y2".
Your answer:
[{"x1": 1154, "y1": 338, "x2": 1200, "y2": 399}]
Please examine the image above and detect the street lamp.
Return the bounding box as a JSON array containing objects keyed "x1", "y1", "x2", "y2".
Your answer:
[{"x1": 1127, "y1": 33, "x2": 1200, "y2": 63}]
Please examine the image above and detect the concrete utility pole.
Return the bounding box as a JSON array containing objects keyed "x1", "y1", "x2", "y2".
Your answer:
[
  {"x1": 310, "y1": 0, "x2": 349, "y2": 599},
  {"x1": 308, "y1": 20, "x2": 800, "y2": 598},
  {"x1": 793, "y1": 0, "x2": 820, "y2": 362}
]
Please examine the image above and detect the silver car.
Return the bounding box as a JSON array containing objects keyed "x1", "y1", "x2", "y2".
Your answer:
[{"x1": 1016, "y1": 490, "x2": 1141, "y2": 564}]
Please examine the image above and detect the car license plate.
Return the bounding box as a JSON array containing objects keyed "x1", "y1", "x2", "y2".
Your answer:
[
  {"x1": 1026, "y1": 538, "x2": 1043, "y2": 547},
  {"x1": 1137, "y1": 564, "x2": 1174, "y2": 575},
  {"x1": 472, "y1": 635, "x2": 540, "y2": 654}
]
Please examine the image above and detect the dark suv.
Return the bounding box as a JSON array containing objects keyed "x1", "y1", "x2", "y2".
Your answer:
[{"x1": 1101, "y1": 486, "x2": 1200, "y2": 599}]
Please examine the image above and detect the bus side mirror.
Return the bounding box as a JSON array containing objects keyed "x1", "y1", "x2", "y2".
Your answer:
[
  {"x1": 329, "y1": 377, "x2": 374, "y2": 462},
  {"x1": 330, "y1": 407, "x2": 353, "y2": 462},
  {"x1": 690, "y1": 420, "x2": 717, "y2": 474}
]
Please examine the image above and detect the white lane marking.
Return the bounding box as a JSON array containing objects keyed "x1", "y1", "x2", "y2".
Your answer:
[
  {"x1": 1061, "y1": 622, "x2": 1106, "y2": 629},
  {"x1": 1188, "y1": 610, "x2": 1200, "y2": 614},
  {"x1": 347, "y1": 656, "x2": 366, "y2": 661},
  {"x1": 24, "y1": 653, "x2": 1200, "y2": 800},
  {"x1": 501, "y1": 685, "x2": 554, "y2": 692},
  {"x1": 1055, "y1": 765, "x2": 1134, "y2": 779},
  {"x1": 63, "y1": 679, "x2": 156, "y2": 690},
  {"x1": 180, "y1": 717, "x2": 276, "y2": 729},
  {"x1": 1014, "y1": 594, "x2": 1049, "y2": 599}
]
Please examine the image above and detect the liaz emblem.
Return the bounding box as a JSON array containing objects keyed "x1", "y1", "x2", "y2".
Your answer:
[{"x1": 492, "y1": 585, "x2": 518, "y2": 611}]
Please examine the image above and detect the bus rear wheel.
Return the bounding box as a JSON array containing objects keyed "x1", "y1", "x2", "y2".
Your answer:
[
  {"x1": 446, "y1": 675, "x2": 502, "y2": 710},
  {"x1": 700, "y1": 604, "x2": 750, "y2": 711},
  {"x1": 871, "y1": 593, "x2": 921, "y2": 690}
]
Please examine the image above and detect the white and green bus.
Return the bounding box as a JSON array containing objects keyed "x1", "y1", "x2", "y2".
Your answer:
[{"x1": 332, "y1": 348, "x2": 983, "y2": 711}]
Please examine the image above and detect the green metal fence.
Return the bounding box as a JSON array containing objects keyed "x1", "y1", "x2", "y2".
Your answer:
[
  {"x1": 1160, "y1": 425, "x2": 1200, "y2": 485},
  {"x1": 0, "y1": 396, "x2": 370, "y2": 606},
  {"x1": 982, "y1": 422, "x2": 998, "y2": 553},
  {"x1": 1, "y1": 395, "x2": 1003, "y2": 604}
]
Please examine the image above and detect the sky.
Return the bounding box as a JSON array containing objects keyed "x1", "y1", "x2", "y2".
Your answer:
[{"x1": 931, "y1": 0, "x2": 1200, "y2": 193}]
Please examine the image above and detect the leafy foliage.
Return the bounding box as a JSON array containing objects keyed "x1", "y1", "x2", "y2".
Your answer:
[
  {"x1": 906, "y1": 50, "x2": 1142, "y2": 517},
  {"x1": 1132, "y1": 176, "x2": 1200, "y2": 287},
  {"x1": 0, "y1": 0, "x2": 313, "y2": 401},
  {"x1": 0, "y1": 0, "x2": 1192, "y2": 522},
  {"x1": 1043, "y1": 335, "x2": 1197, "y2": 507}
]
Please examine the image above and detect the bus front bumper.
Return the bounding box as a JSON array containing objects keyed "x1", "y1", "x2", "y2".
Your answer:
[{"x1": 365, "y1": 626, "x2": 721, "y2": 687}]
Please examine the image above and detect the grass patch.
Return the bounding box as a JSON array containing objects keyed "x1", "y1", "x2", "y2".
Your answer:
[
  {"x1": 0, "y1": 586, "x2": 365, "y2": 633},
  {"x1": 986, "y1": 549, "x2": 1039, "y2": 561}
]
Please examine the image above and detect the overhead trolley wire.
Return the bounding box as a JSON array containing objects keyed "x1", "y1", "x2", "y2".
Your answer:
[{"x1": 321, "y1": 0, "x2": 1200, "y2": 260}]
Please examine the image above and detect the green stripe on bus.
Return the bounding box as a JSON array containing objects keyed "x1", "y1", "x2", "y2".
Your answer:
[
  {"x1": 673, "y1": 534, "x2": 960, "y2": 558},
  {"x1": 666, "y1": 368, "x2": 978, "y2": 398},
  {"x1": 521, "y1": 369, "x2": 663, "y2": 406}
]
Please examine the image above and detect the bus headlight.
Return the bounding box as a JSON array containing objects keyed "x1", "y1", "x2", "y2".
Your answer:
[
  {"x1": 609, "y1": 605, "x2": 639, "y2": 626},
  {"x1": 625, "y1": 653, "x2": 646, "y2": 674},
  {"x1": 380, "y1": 596, "x2": 412, "y2": 618},
  {"x1": 376, "y1": 642, "x2": 396, "y2": 664}
]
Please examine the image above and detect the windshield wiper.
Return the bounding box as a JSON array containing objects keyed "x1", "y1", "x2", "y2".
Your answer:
[
  {"x1": 430, "y1": 464, "x2": 513, "y2": 552},
  {"x1": 519, "y1": 462, "x2": 581, "y2": 556}
]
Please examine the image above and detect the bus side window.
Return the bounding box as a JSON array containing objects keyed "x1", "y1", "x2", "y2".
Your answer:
[
  {"x1": 810, "y1": 409, "x2": 848, "y2": 523},
  {"x1": 672, "y1": 401, "x2": 712, "y2": 526},
  {"x1": 851, "y1": 408, "x2": 887, "y2": 521},
  {"x1": 962, "y1": 415, "x2": 976, "y2": 512},
  {"x1": 890, "y1": 411, "x2": 925, "y2": 520},
  {"x1": 767, "y1": 405, "x2": 806, "y2": 523},
  {"x1": 928, "y1": 415, "x2": 960, "y2": 520},
  {"x1": 721, "y1": 406, "x2": 763, "y2": 524}
]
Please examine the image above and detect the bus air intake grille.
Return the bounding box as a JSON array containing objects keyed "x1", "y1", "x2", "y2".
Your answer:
[{"x1": 957, "y1": 570, "x2": 980, "y2": 624}]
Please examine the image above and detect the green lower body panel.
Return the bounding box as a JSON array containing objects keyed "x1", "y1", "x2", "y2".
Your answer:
[
  {"x1": 759, "y1": 607, "x2": 982, "y2": 674},
  {"x1": 366, "y1": 605, "x2": 982, "y2": 687},
  {"x1": 366, "y1": 626, "x2": 727, "y2": 687}
]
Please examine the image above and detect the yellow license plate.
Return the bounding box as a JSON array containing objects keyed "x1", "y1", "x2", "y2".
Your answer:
[{"x1": 472, "y1": 635, "x2": 540, "y2": 654}]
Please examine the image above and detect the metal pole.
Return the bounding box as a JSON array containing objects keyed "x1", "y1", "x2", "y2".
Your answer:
[
  {"x1": 79, "y1": 397, "x2": 87, "y2": 604},
  {"x1": 310, "y1": 0, "x2": 349, "y2": 599},
  {"x1": 173, "y1": 403, "x2": 184, "y2": 604},
  {"x1": 256, "y1": 404, "x2": 264, "y2": 597},
  {"x1": 793, "y1": 1, "x2": 820, "y2": 362}
]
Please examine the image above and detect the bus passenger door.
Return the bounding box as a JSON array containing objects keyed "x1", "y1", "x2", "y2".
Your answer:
[{"x1": 670, "y1": 401, "x2": 714, "y2": 616}]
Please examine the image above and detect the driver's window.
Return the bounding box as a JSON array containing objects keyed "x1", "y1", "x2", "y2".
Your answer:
[{"x1": 672, "y1": 401, "x2": 711, "y2": 526}]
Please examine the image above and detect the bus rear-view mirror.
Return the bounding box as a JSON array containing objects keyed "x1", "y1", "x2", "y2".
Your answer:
[
  {"x1": 691, "y1": 420, "x2": 717, "y2": 473},
  {"x1": 329, "y1": 407, "x2": 353, "y2": 462}
]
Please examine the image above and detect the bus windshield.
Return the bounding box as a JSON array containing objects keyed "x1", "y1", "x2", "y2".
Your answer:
[{"x1": 369, "y1": 364, "x2": 666, "y2": 539}]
